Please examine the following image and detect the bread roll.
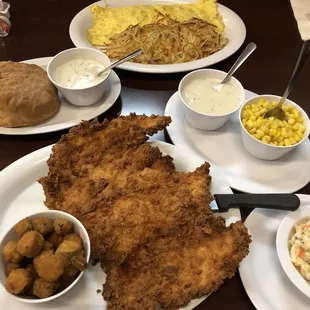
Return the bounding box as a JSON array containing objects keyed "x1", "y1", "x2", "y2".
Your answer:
[{"x1": 0, "y1": 61, "x2": 60, "y2": 127}]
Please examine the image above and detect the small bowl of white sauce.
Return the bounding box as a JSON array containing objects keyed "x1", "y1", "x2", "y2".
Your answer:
[
  {"x1": 47, "y1": 47, "x2": 111, "y2": 106},
  {"x1": 179, "y1": 69, "x2": 245, "y2": 131}
]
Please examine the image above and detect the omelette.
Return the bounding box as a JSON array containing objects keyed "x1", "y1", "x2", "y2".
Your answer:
[{"x1": 88, "y1": 0, "x2": 225, "y2": 46}]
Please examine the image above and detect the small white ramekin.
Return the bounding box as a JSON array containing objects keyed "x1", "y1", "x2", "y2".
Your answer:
[
  {"x1": 178, "y1": 69, "x2": 245, "y2": 131},
  {"x1": 239, "y1": 94, "x2": 310, "y2": 160},
  {"x1": 0, "y1": 210, "x2": 91, "y2": 303},
  {"x1": 47, "y1": 47, "x2": 111, "y2": 106}
]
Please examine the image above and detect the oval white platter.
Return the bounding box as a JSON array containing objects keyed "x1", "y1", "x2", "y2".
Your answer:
[
  {"x1": 164, "y1": 90, "x2": 310, "y2": 193},
  {"x1": 239, "y1": 195, "x2": 310, "y2": 310},
  {"x1": 0, "y1": 140, "x2": 240, "y2": 310},
  {"x1": 69, "y1": 0, "x2": 246, "y2": 74},
  {"x1": 0, "y1": 57, "x2": 121, "y2": 135}
]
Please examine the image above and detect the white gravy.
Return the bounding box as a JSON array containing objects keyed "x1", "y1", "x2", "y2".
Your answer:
[
  {"x1": 53, "y1": 57, "x2": 108, "y2": 89},
  {"x1": 181, "y1": 77, "x2": 242, "y2": 115}
]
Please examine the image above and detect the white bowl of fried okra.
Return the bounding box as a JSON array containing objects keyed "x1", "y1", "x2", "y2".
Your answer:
[{"x1": 0, "y1": 210, "x2": 91, "y2": 303}]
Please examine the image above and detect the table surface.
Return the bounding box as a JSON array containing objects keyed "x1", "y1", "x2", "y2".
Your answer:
[{"x1": 1, "y1": 0, "x2": 310, "y2": 309}]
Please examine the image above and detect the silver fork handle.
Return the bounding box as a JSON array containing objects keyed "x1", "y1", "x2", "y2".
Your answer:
[
  {"x1": 279, "y1": 40, "x2": 310, "y2": 107},
  {"x1": 98, "y1": 49, "x2": 142, "y2": 76},
  {"x1": 221, "y1": 42, "x2": 257, "y2": 85}
]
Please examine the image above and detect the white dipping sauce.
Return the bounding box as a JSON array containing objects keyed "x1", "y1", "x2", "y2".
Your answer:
[
  {"x1": 53, "y1": 56, "x2": 108, "y2": 89},
  {"x1": 181, "y1": 77, "x2": 242, "y2": 115}
]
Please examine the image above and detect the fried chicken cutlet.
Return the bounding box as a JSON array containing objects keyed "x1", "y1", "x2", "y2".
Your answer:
[
  {"x1": 103, "y1": 219, "x2": 251, "y2": 310},
  {"x1": 39, "y1": 114, "x2": 213, "y2": 265}
]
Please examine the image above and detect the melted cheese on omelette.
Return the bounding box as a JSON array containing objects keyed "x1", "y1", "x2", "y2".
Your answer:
[{"x1": 88, "y1": 0, "x2": 225, "y2": 46}]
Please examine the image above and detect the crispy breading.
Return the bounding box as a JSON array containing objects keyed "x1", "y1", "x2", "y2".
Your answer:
[
  {"x1": 103, "y1": 219, "x2": 251, "y2": 310},
  {"x1": 39, "y1": 114, "x2": 213, "y2": 265}
]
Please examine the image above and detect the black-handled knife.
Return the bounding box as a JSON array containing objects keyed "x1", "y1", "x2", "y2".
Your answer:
[{"x1": 211, "y1": 194, "x2": 300, "y2": 212}]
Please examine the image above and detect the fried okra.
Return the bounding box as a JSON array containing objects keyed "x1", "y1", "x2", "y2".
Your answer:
[
  {"x1": 47, "y1": 232, "x2": 64, "y2": 250},
  {"x1": 17, "y1": 231, "x2": 44, "y2": 257},
  {"x1": 33, "y1": 250, "x2": 66, "y2": 282},
  {"x1": 15, "y1": 218, "x2": 32, "y2": 238},
  {"x1": 32, "y1": 217, "x2": 54, "y2": 235},
  {"x1": 54, "y1": 219, "x2": 74, "y2": 236},
  {"x1": 56, "y1": 240, "x2": 81, "y2": 258},
  {"x1": 64, "y1": 233, "x2": 83, "y2": 246},
  {"x1": 43, "y1": 241, "x2": 54, "y2": 251},
  {"x1": 5, "y1": 262, "x2": 20, "y2": 276},
  {"x1": 33, "y1": 278, "x2": 59, "y2": 298},
  {"x1": 5, "y1": 268, "x2": 33, "y2": 294},
  {"x1": 2, "y1": 240, "x2": 23, "y2": 263},
  {"x1": 71, "y1": 250, "x2": 87, "y2": 271}
]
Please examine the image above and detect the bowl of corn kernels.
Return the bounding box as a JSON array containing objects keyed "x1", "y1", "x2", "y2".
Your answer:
[{"x1": 239, "y1": 94, "x2": 310, "y2": 160}]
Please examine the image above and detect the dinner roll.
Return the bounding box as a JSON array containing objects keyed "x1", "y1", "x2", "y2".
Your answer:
[{"x1": 0, "y1": 61, "x2": 60, "y2": 127}]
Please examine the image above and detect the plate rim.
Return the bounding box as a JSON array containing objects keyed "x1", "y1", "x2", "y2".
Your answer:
[
  {"x1": 164, "y1": 90, "x2": 310, "y2": 194},
  {"x1": 69, "y1": 0, "x2": 246, "y2": 74},
  {"x1": 0, "y1": 57, "x2": 121, "y2": 136}
]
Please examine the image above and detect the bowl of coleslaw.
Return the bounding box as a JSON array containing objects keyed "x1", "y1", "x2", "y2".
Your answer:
[{"x1": 276, "y1": 205, "x2": 310, "y2": 298}]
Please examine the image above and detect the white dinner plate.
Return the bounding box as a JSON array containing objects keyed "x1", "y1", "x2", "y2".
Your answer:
[
  {"x1": 0, "y1": 57, "x2": 121, "y2": 135},
  {"x1": 69, "y1": 0, "x2": 246, "y2": 74},
  {"x1": 164, "y1": 90, "x2": 310, "y2": 193},
  {"x1": 239, "y1": 194, "x2": 310, "y2": 310},
  {"x1": 0, "y1": 140, "x2": 240, "y2": 310}
]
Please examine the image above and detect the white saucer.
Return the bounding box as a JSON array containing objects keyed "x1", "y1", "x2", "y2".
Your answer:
[
  {"x1": 164, "y1": 90, "x2": 310, "y2": 193},
  {"x1": 239, "y1": 195, "x2": 310, "y2": 310},
  {"x1": 0, "y1": 57, "x2": 121, "y2": 135}
]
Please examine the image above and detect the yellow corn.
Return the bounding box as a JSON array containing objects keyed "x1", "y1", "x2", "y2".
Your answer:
[
  {"x1": 241, "y1": 99, "x2": 306, "y2": 147},
  {"x1": 288, "y1": 118, "x2": 295, "y2": 125},
  {"x1": 256, "y1": 129, "x2": 264, "y2": 137},
  {"x1": 299, "y1": 124, "x2": 306, "y2": 133},
  {"x1": 260, "y1": 124, "x2": 268, "y2": 134},
  {"x1": 246, "y1": 120, "x2": 253, "y2": 129},
  {"x1": 257, "y1": 118, "x2": 263, "y2": 127},
  {"x1": 296, "y1": 131, "x2": 303, "y2": 138},
  {"x1": 242, "y1": 111, "x2": 248, "y2": 119},
  {"x1": 262, "y1": 135, "x2": 271, "y2": 143},
  {"x1": 284, "y1": 139, "x2": 291, "y2": 146}
]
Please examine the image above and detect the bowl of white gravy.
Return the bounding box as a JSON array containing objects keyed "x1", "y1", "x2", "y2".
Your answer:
[
  {"x1": 179, "y1": 69, "x2": 245, "y2": 130},
  {"x1": 47, "y1": 47, "x2": 111, "y2": 106}
]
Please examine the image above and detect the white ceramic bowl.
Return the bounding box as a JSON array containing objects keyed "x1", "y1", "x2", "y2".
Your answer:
[
  {"x1": 0, "y1": 210, "x2": 91, "y2": 303},
  {"x1": 239, "y1": 95, "x2": 310, "y2": 160},
  {"x1": 47, "y1": 47, "x2": 111, "y2": 106},
  {"x1": 178, "y1": 69, "x2": 245, "y2": 131},
  {"x1": 276, "y1": 205, "x2": 310, "y2": 298}
]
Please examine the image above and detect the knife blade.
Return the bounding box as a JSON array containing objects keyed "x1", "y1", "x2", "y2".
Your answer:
[{"x1": 210, "y1": 194, "x2": 300, "y2": 212}]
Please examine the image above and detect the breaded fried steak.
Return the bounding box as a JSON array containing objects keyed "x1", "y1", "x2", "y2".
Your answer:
[
  {"x1": 39, "y1": 114, "x2": 213, "y2": 266},
  {"x1": 103, "y1": 219, "x2": 251, "y2": 310}
]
